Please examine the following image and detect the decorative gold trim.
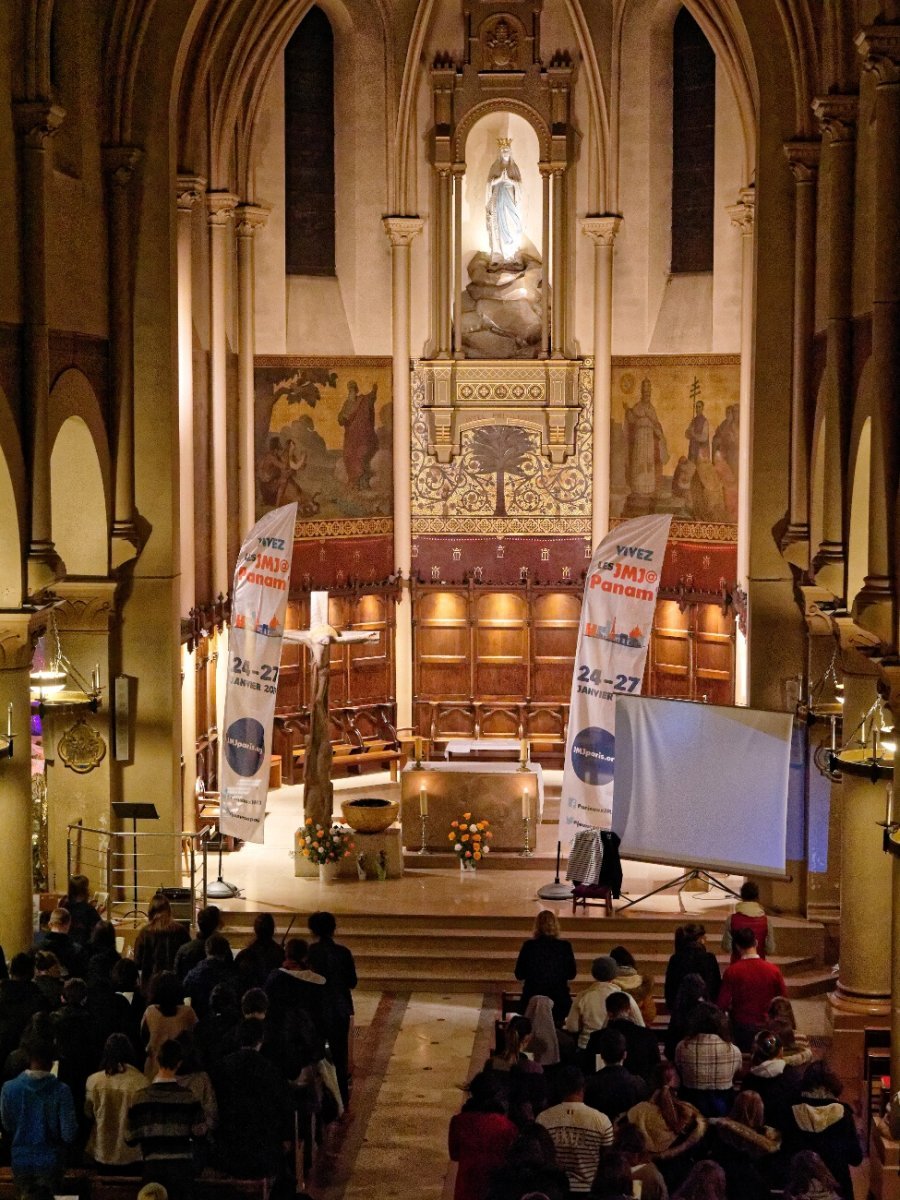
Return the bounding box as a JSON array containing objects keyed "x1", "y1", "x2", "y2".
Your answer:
[
  {"x1": 295, "y1": 517, "x2": 394, "y2": 539},
  {"x1": 58, "y1": 718, "x2": 107, "y2": 774},
  {"x1": 610, "y1": 517, "x2": 738, "y2": 543},
  {"x1": 255, "y1": 356, "x2": 393, "y2": 369},
  {"x1": 413, "y1": 517, "x2": 591, "y2": 536},
  {"x1": 612, "y1": 354, "x2": 741, "y2": 368}
]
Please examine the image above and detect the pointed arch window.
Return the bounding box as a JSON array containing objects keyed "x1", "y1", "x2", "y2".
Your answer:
[
  {"x1": 671, "y1": 8, "x2": 715, "y2": 273},
  {"x1": 284, "y1": 7, "x2": 335, "y2": 276}
]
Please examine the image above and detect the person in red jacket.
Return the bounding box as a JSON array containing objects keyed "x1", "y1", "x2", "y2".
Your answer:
[
  {"x1": 449, "y1": 1072, "x2": 517, "y2": 1200},
  {"x1": 717, "y1": 927, "x2": 787, "y2": 1051},
  {"x1": 722, "y1": 882, "x2": 775, "y2": 963}
]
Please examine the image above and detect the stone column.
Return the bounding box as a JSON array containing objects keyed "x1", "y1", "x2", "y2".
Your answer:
[
  {"x1": 811, "y1": 96, "x2": 858, "y2": 595},
  {"x1": 434, "y1": 170, "x2": 452, "y2": 359},
  {"x1": 726, "y1": 188, "x2": 755, "y2": 706},
  {"x1": 581, "y1": 216, "x2": 622, "y2": 547},
  {"x1": 175, "y1": 177, "x2": 205, "y2": 618},
  {"x1": 0, "y1": 612, "x2": 43, "y2": 951},
  {"x1": 855, "y1": 27, "x2": 900, "y2": 646},
  {"x1": 13, "y1": 102, "x2": 65, "y2": 592},
  {"x1": 551, "y1": 170, "x2": 566, "y2": 358},
  {"x1": 206, "y1": 193, "x2": 238, "y2": 598},
  {"x1": 453, "y1": 169, "x2": 464, "y2": 358},
  {"x1": 105, "y1": 146, "x2": 144, "y2": 568},
  {"x1": 383, "y1": 217, "x2": 424, "y2": 732},
  {"x1": 235, "y1": 204, "x2": 269, "y2": 539},
  {"x1": 540, "y1": 169, "x2": 551, "y2": 359},
  {"x1": 781, "y1": 142, "x2": 820, "y2": 563}
]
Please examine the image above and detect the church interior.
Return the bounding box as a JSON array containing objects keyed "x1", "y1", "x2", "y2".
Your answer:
[{"x1": 1, "y1": 0, "x2": 900, "y2": 1196}]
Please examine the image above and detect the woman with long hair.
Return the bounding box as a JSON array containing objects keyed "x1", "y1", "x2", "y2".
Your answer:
[
  {"x1": 766, "y1": 996, "x2": 813, "y2": 1067},
  {"x1": 708, "y1": 1090, "x2": 782, "y2": 1199},
  {"x1": 514, "y1": 910, "x2": 577, "y2": 1025},
  {"x1": 140, "y1": 970, "x2": 197, "y2": 1079},
  {"x1": 784, "y1": 1150, "x2": 843, "y2": 1200},
  {"x1": 485, "y1": 1015, "x2": 546, "y2": 1125},
  {"x1": 86, "y1": 921, "x2": 121, "y2": 985},
  {"x1": 671, "y1": 1160, "x2": 728, "y2": 1200},
  {"x1": 783, "y1": 1062, "x2": 862, "y2": 1200},
  {"x1": 743, "y1": 1029, "x2": 802, "y2": 1130},
  {"x1": 449, "y1": 1071, "x2": 517, "y2": 1200},
  {"x1": 84, "y1": 1033, "x2": 146, "y2": 1170},
  {"x1": 61, "y1": 874, "x2": 102, "y2": 948},
  {"x1": 664, "y1": 973, "x2": 714, "y2": 1061},
  {"x1": 133, "y1": 894, "x2": 190, "y2": 991}
]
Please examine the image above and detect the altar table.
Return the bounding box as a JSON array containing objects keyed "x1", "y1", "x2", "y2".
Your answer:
[{"x1": 400, "y1": 761, "x2": 543, "y2": 853}]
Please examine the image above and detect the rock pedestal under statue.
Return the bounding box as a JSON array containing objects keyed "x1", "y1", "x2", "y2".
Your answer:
[{"x1": 461, "y1": 252, "x2": 544, "y2": 359}]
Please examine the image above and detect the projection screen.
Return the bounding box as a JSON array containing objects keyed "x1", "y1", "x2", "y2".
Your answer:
[{"x1": 611, "y1": 695, "x2": 793, "y2": 877}]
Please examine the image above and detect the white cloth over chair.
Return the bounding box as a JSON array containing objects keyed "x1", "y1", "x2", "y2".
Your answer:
[{"x1": 565, "y1": 828, "x2": 604, "y2": 883}]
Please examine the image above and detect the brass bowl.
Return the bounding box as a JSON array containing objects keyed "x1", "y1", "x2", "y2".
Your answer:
[{"x1": 340, "y1": 797, "x2": 400, "y2": 833}]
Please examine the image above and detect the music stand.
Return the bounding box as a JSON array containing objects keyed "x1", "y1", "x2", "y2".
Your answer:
[{"x1": 112, "y1": 801, "x2": 159, "y2": 920}]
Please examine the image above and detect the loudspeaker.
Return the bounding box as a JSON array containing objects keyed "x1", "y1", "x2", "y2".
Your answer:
[{"x1": 158, "y1": 886, "x2": 193, "y2": 925}]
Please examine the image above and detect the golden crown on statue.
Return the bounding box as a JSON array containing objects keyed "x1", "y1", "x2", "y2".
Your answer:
[{"x1": 497, "y1": 137, "x2": 513, "y2": 150}]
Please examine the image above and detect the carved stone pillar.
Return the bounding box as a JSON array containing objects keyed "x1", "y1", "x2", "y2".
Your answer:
[
  {"x1": 435, "y1": 170, "x2": 452, "y2": 359},
  {"x1": 0, "y1": 612, "x2": 44, "y2": 950},
  {"x1": 581, "y1": 216, "x2": 622, "y2": 547},
  {"x1": 384, "y1": 217, "x2": 424, "y2": 732},
  {"x1": 206, "y1": 193, "x2": 238, "y2": 598},
  {"x1": 13, "y1": 102, "x2": 65, "y2": 592},
  {"x1": 550, "y1": 169, "x2": 566, "y2": 358},
  {"x1": 811, "y1": 96, "x2": 858, "y2": 595},
  {"x1": 235, "y1": 204, "x2": 269, "y2": 538},
  {"x1": 726, "y1": 188, "x2": 755, "y2": 705},
  {"x1": 452, "y1": 168, "x2": 464, "y2": 358},
  {"x1": 540, "y1": 169, "x2": 551, "y2": 359},
  {"x1": 176, "y1": 177, "x2": 205, "y2": 617},
  {"x1": 104, "y1": 146, "x2": 144, "y2": 568},
  {"x1": 854, "y1": 27, "x2": 900, "y2": 645},
  {"x1": 781, "y1": 142, "x2": 820, "y2": 563}
]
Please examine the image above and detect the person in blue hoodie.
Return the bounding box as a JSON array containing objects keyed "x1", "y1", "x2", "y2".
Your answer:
[{"x1": 0, "y1": 1032, "x2": 78, "y2": 1193}]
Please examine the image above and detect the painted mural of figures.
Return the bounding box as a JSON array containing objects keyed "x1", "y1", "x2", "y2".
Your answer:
[
  {"x1": 624, "y1": 378, "x2": 668, "y2": 500},
  {"x1": 485, "y1": 138, "x2": 523, "y2": 267},
  {"x1": 685, "y1": 399, "x2": 711, "y2": 462},
  {"x1": 338, "y1": 380, "x2": 379, "y2": 488},
  {"x1": 256, "y1": 438, "x2": 318, "y2": 515},
  {"x1": 712, "y1": 404, "x2": 740, "y2": 475}
]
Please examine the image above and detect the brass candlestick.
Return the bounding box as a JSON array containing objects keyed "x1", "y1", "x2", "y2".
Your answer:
[
  {"x1": 416, "y1": 813, "x2": 429, "y2": 855},
  {"x1": 520, "y1": 815, "x2": 533, "y2": 858}
]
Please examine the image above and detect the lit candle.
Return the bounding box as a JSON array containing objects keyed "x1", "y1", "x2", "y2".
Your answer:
[
  {"x1": 521, "y1": 788, "x2": 531, "y2": 821},
  {"x1": 419, "y1": 787, "x2": 428, "y2": 817},
  {"x1": 885, "y1": 784, "x2": 894, "y2": 828},
  {"x1": 6, "y1": 702, "x2": 11, "y2": 739},
  {"x1": 95, "y1": 662, "x2": 100, "y2": 690}
]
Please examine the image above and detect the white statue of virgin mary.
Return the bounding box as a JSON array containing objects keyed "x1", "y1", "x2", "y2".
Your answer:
[{"x1": 485, "y1": 138, "x2": 524, "y2": 267}]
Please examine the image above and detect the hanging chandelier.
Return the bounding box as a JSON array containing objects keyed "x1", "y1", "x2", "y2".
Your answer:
[{"x1": 30, "y1": 610, "x2": 101, "y2": 716}]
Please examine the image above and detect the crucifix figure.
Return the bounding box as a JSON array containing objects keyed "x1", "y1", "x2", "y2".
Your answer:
[{"x1": 282, "y1": 591, "x2": 377, "y2": 830}]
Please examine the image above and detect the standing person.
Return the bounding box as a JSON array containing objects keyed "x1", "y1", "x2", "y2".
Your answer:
[
  {"x1": 565, "y1": 957, "x2": 643, "y2": 1052},
  {"x1": 514, "y1": 910, "x2": 577, "y2": 1025},
  {"x1": 664, "y1": 924, "x2": 721, "y2": 1012},
  {"x1": 173, "y1": 907, "x2": 225, "y2": 982},
  {"x1": 307, "y1": 912, "x2": 357, "y2": 1107},
  {"x1": 38, "y1": 910, "x2": 89, "y2": 979},
  {"x1": 707, "y1": 1090, "x2": 782, "y2": 1200},
  {"x1": 126, "y1": 1039, "x2": 205, "y2": 1200},
  {"x1": 234, "y1": 913, "x2": 284, "y2": 991},
  {"x1": 84, "y1": 1033, "x2": 147, "y2": 1170},
  {"x1": 536, "y1": 1065, "x2": 613, "y2": 1194},
  {"x1": 86, "y1": 921, "x2": 122, "y2": 985},
  {"x1": 181, "y1": 935, "x2": 237, "y2": 1020},
  {"x1": 782, "y1": 1063, "x2": 862, "y2": 1200},
  {"x1": 722, "y1": 882, "x2": 775, "y2": 962},
  {"x1": 674, "y1": 1007, "x2": 742, "y2": 1117},
  {"x1": 133, "y1": 896, "x2": 191, "y2": 993},
  {"x1": 583, "y1": 1028, "x2": 648, "y2": 1121},
  {"x1": 0, "y1": 954, "x2": 48, "y2": 1067},
  {"x1": 717, "y1": 928, "x2": 787, "y2": 1051},
  {"x1": 449, "y1": 1072, "x2": 517, "y2": 1200},
  {"x1": 51, "y1": 977, "x2": 104, "y2": 1123},
  {"x1": 609, "y1": 945, "x2": 657, "y2": 1026},
  {"x1": 32, "y1": 951, "x2": 64, "y2": 1010},
  {"x1": 671, "y1": 1161, "x2": 728, "y2": 1200},
  {"x1": 742, "y1": 1030, "x2": 802, "y2": 1131},
  {"x1": 60, "y1": 875, "x2": 102, "y2": 949},
  {"x1": 213, "y1": 1020, "x2": 293, "y2": 1180},
  {"x1": 484, "y1": 1015, "x2": 546, "y2": 1126},
  {"x1": 0, "y1": 1033, "x2": 78, "y2": 1194},
  {"x1": 783, "y1": 1150, "x2": 843, "y2": 1200},
  {"x1": 141, "y1": 973, "x2": 198, "y2": 1080},
  {"x1": 589, "y1": 991, "x2": 660, "y2": 1086}
]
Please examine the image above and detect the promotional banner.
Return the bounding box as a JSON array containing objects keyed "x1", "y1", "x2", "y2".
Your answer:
[
  {"x1": 557, "y1": 513, "x2": 672, "y2": 846},
  {"x1": 219, "y1": 503, "x2": 297, "y2": 843}
]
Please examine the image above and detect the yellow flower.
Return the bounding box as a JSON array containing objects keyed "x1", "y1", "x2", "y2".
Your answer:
[
  {"x1": 448, "y1": 833, "x2": 455, "y2": 841},
  {"x1": 451, "y1": 820, "x2": 458, "y2": 828},
  {"x1": 474, "y1": 851, "x2": 481, "y2": 860},
  {"x1": 463, "y1": 812, "x2": 472, "y2": 820},
  {"x1": 461, "y1": 833, "x2": 469, "y2": 841}
]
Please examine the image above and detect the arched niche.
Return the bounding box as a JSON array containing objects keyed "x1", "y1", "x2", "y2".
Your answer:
[
  {"x1": 49, "y1": 368, "x2": 110, "y2": 576},
  {"x1": 461, "y1": 111, "x2": 543, "y2": 273},
  {"x1": 0, "y1": 382, "x2": 24, "y2": 608}
]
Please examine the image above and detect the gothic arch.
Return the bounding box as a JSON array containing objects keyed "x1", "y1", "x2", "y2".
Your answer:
[
  {"x1": 454, "y1": 99, "x2": 551, "y2": 165},
  {"x1": 48, "y1": 369, "x2": 111, "y2": 577},
  {"x1": 0, "y1": 384, "x2": 25, "y2": 609},
  {"x1": 846, "y1": 357, "x2": 875, "y2": 607}
]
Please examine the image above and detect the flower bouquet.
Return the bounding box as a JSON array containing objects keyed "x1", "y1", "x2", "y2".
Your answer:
[
  {"x1": 447, "y1": 811, "x2": 492, "y2": 870},
  {"x1": 297, "y1": 820, "x2": 355, "y2": 865}
]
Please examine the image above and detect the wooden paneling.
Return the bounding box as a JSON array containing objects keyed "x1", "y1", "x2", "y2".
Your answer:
[
  {"x1": 647, "y1": 599, "x2": 735, "y2": 704},
  {"x1": 195, "y1": 633, "x2": 220, "y2": 789}
]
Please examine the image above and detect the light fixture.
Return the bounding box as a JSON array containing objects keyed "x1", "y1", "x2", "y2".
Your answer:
[
  {"x1": 30, "y1": 611, "x2": 101, "y2": 716},
  {"x1": 801, "y1": 647, "x2": 846, "y2": 781}
]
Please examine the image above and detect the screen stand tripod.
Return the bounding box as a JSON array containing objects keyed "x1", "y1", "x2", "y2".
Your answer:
[{"x1": 617, "y1": 867, "x2": 740, "y2": 913}]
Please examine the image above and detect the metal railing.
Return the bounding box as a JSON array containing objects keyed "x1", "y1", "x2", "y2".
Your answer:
[{"x1": 66, "y1": 822, "x2": 209, "y2": 926}]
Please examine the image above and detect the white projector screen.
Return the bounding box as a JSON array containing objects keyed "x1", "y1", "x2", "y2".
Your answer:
[{"x1": 612, "y1": 696, "x2": 793, "y2": 877}]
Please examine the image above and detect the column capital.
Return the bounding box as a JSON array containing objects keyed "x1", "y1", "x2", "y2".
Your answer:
[
  {"x1": 784, "y1": 140, "x2": 821, "y2": 183},
  {"x1": 0, "y1": 609, "x2": 48, "y2": 671},
  {"x1": 53, "y1": 580, "x2": 118, "y2": 633},
  {"x1": 581, "y1": 215, "x2": 623, "y2": 247},
  {"x1": 102, "y1": 145, "x2": 143, "y2": 188},
  {"x1": 383, "y1": 216, "x2": 424, "y2": 247},
  {"x1": 726, "y1": 186, "x2": 755, "y2": 235},
  {"x1": 812, "y1": 94, "x2": 858, "y2": 142},
  {"x1": 234, "y1": 203, "x2": 270, "y2": 237},
  {"x1": 176, "y1": 174, "x2": 207, "y2": 211},
  {"x1": 13, "y1": 101, "x2": 65, "y2": 148},
  {"x1": 206, "y1": 192, "x2": 239, "y2": 226},
  {"x1": 856, "y1": 24, "x2": 900, "y2": 85}
]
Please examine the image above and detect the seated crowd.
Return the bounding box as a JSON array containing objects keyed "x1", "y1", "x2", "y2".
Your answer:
[
  {"x1": 0, "y1": 882, "x2": 358, "y2": 1200},
  {"x1": 451, "y1": 906, "x2": 862, "y2": 1200}
]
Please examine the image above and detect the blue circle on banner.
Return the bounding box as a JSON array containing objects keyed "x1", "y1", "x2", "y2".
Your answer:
[
  {"x1": 571, "y1": 726, "x2": 616, "y2": 786},
  {"x1": 225, "y1": 716, "x2": 266, "y2": 777}
]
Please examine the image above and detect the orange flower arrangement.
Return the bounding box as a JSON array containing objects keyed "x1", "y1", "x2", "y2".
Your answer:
[{"x1": 447, "y1": 810, "x2": 493, "y2": 867}]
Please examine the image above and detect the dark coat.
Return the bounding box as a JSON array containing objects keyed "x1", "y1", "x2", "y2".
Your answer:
[
  {"x1": 583, "y1": 1063, "x2": 649, "y2": 1121},
  {"x1": 213, "y1": 1048, "x2": 293, "y2": 1178},
  {"x1": 514, "y1": 936, "x2": 577, "y2": 1023},
  {"x1": 664, "y1": 945, "x2": 722, "y2": 1011},
  {"x1": 587, "y1": 1017, "x2": 661, "y2": 1085}
]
